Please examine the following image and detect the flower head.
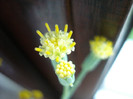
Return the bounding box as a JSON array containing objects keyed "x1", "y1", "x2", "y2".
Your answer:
[
  {"x1": 56, "y1": 60, "x2": 75, "y2": 78},
  {"x1": 55, "y1": 60, "x2": 75, "y2": 86},
  {"x1": 35, "y1": 23, "x2": 76, "y2": 62},
  {"x1": 89, "y1": 36, "x2": 113, "y2": 59},
  {"x1": 19, "y1": 90, "x2": 43, "y2": 99},
  {"x1": 19, "y1": 90, "x2": 32, "y2": 99},
  {"x1": 32, "y1": 90, "x2": 43, "y2": 99}
]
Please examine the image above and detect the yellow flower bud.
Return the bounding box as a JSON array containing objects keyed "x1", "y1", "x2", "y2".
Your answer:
[
  {"x1": 89, "y1": 36, "x2": 113, "y2": 59},
  {"x1": 56, "y1": 60, "x2": 75, "y2": 79}
]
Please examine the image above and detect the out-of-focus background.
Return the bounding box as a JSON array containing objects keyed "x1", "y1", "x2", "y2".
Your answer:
[{"x1": 0, "y1": 0, "x2": 133, "y2": 99}]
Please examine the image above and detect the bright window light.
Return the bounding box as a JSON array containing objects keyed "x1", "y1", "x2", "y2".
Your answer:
[{"x1": 94, "y1": 39, "x2": 133, "y2": 99}]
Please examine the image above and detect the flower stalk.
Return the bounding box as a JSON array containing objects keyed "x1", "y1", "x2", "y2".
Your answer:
[
  {"x1": 67, "y1": 53, "x2": 101, "y2": 99},
  {"x1": 61, "y1": 86, "x2": 70, "y2": 99}
]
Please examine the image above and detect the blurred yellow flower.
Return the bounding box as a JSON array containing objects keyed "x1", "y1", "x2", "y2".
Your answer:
[
  {"x1": 55, "y1": 60, "x2": 75, "y2": 79},
  {"x1": 19, "y1": 89, "x2": 43, "y2": 99},
  {"x1": 89, "y1": 36, "x2": 113, "y2": 59},
  {"x1": 32, "y1": 90, "x2": 43, "y2": 99},
  {"x1": 19, "y1": 90, "x2": 32, "y2": 99},
  {"x1": 35, "y1": 23, "x2": 76, "y2": 62}
]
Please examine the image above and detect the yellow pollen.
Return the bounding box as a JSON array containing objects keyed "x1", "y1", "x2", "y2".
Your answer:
[
  {"x1": 45, "y1": 40, "x2": 49, "y2": 45},
  {"x1": 60, "y1": 74, "x2": 64, "y2": 78},
  {"x1": 68, "y1": 31, "x2": 73, "y2": 39},
  {"x1": 64, "y1": 24, "x2": 68, "y2": 33},
  {"x1": 56, "y1": 61, "x2": 75, "y2": 78},
  {"x1": 35, "y1": 48, "x2": 42, "y2": 52},
  {"x1": 55, "y1": 24, "x2": 59, "y2": 33},
  {"x1": 70, "y1": 42, "x2": 76, "y2": 48},
  {"x1": 45, "y1": 51, "x2": 51, "y2": 55},
  {"x1": 56, "y1": 56, "x2": 60, "y2": 62},
  {"x1": 62, "y1": 46, "x2": 67, "y2": 51},
  {"x1": 45, "y1": 23, "x2": 51, "y2": 32},
  {"x1": 36, "y1": 30, "x2": 44, "y2": 38}
]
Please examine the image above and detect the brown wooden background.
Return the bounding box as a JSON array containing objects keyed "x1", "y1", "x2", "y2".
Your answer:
[{"x1": 0, "y1": 0, "x2": 132, "y2": 99}]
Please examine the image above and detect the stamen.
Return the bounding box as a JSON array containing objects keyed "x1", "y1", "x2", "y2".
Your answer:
[
  {"x1": 45, "y1": 40, "x2": 49, "y2": 45},
  {"x1": 64, "y1": 24, "x2": 68, "y2": 33},
  {"x1": 70, "y1": 42, "x2": 76, "y2": 48},
  {"x1": 35, "y1": 48, "x2": 42, "y2": 52},
  {"x1": 45, "y1": 51, "x2": 51, "y2": 55},
  {"x1": 55, "y1": 24, "x2": 59, "y2": 33},
  {"x1": 62, "y1": 46, "x2": 67, "y2": 51},
  {"x1": 68, "y1": 31, "x2": 73, "y2": 39},
  {"x1": 45, "y1": 23, "x2": 51, "y2": 32},
  {"x1": 56, "y1": 56, "x2": 60, "y2": 62},
  {"x1": 36, "y1": 30, "x2": 44, "y2": 37}
]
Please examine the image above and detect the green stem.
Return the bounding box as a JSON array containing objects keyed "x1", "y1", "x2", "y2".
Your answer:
[
  {"x1": 61, "y1": 86, "x2": 70, "y2": 99},
  {"x1": 51, "y1": 60, "x2": 57, "y2": 69},
  {"x1": 68, "y1": 70, "x2": 88, "y2": 99},
  {"x1": 51, "y1": 55, "x2": 70, "y2": 99},
  {"x1": 67, "y1": 52, "x2": 101, "y2": 98},
  {"x1": 82, "y1": 52, "x2": 101, "y2": 72}
]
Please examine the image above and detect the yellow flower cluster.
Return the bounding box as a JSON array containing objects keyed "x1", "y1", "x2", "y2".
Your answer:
[
  {"x1": 32, "y1": 90, "x2": 43, "y2": 99},
  {"x1": 56, "y1": 60, "x2": 75, "y2": 79},
  {"x1": 19, "y1": 90, "x2": 43, "y2": 99},
  {"x1": 35, "y1": 23, "x2": 76, "y2": 62},
  {"x1": 19, "y1": 90, "x2": 31, "y2": 99},
  {"x1": 89, "y1": 36, "x2": 113, "y2": 59}
]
